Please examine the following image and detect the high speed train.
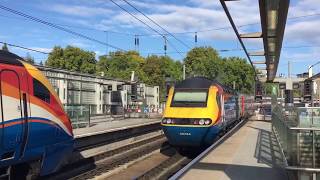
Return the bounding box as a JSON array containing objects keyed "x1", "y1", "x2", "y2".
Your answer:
[
  {"x1": 161, "y1": 77, "x2": 255, "y2": 147},
  {"x1": 0, "y1": 50, "x2": 73, "y2": 179}
]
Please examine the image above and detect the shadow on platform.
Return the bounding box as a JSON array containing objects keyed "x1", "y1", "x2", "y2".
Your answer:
[{"x1": 192, "y1": 161, "x2": 287, "y2": 180}]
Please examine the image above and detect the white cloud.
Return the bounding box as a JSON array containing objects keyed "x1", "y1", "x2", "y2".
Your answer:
[
  {"x1": 281, "y1": 46, "x2": 320, "y2": 63},
  {"x1": 30, "y1": 47, "x2": 52, "y2": 53},
  {"x1": 50, "y1": 4, "x2": 113, "y2": 17},
  {"x1": 285, "y1": 20, "x2": 320, "y2": 44},
  {"x1": 99, "y1": 0, "x2": 261, "y2": 42}
]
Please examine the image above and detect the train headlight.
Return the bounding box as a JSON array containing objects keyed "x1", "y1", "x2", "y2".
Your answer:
[
  {"x1": 199, "y1": 119, "x2": 205, "y2": 125},
  {"x1": 167, "y1": 118, "x2": 172, "y2": 124},
  {"x1": 162, "y1": 119, "x2": 167, "y2": 124},
  {"x1": 205, "y1": 119, "x2": 211, "y2": 125}
]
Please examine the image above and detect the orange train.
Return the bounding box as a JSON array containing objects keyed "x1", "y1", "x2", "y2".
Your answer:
[{"x1": 0, "y1": 50, "x2": 73, "y2": 178}]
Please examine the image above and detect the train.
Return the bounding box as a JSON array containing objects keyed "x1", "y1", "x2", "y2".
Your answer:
[
  {"x1": 161, "y1": 77, "x2": 255, "y2": 147},
  {"x1": 0, "y1": 50, "x2": 74, "y2": 179}
]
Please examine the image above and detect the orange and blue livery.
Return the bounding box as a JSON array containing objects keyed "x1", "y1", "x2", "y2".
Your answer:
[{"x1": 0, "y1": 50, "x2": 73, "y2": 178}]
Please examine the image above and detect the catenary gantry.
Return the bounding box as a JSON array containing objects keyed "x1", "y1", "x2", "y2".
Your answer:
[{"x1": 220, "y1": 0, "x2": 290, "y2": 82}]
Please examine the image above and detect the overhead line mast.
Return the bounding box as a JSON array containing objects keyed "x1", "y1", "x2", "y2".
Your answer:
[
  {"x1": 110, "y1": 0, "x2": 184, "y2": 58},
  {"x1": 121, "y1": 0, "x2": 191, "y2": 49}
]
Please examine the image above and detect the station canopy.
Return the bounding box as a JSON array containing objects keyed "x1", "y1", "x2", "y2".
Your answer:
[{"x1": 220, "y1": 0, "x2": 290, "y2": 82}]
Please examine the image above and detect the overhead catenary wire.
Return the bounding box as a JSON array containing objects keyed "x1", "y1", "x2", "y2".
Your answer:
[
  {"x1": 0, "y1": 41, "x2": 49, "y2": 54},
  {"x1": 109, "y1": 0, "x2": 185, "y2": 58},
  {"x1": 122, "y1": 0, "x2": 191, "y2": 49},
  {"x1": 0, "y1": 4, "x2": 125, "y2": 51},
  {"x1": 0, "y1": 11, "x2": 319, "y2": 37}
]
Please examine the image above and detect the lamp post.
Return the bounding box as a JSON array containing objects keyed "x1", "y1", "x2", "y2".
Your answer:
[
  {"x1": 307, "y1": 61, "x2": 320, "y2": 107},
  {"x1": 308, "y1": 61, "x2": 320, "y2": 78}
]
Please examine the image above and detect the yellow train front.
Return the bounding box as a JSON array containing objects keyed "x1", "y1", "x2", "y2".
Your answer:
[{"x1": 162, "y1": 77, "x2": 239, "y2": 147}]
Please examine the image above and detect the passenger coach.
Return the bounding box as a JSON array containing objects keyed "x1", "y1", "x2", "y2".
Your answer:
[
  {"x1": 162, "y1": 77, "x2": 254, "y2": 147},
  {"x1": 0, "y1": 50, "x2": 73, "y2": 178}
]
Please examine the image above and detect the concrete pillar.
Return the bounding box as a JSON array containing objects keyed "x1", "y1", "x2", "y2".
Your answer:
[{"x1": 95, "y1": 83, "x2": 103, "y2": 114}]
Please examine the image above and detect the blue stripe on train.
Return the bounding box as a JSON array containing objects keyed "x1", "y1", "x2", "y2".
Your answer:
[
  {"x1": 162, "y1": 125, "x2": 221, "y2": 147},
  {"x1": 0, "y1": 117, "x2": 73, "y2": 175}
]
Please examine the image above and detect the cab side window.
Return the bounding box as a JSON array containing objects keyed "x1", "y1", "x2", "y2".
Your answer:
[
  {"x1": 33, "y1": 78, "x2": 50, "y2": 103},
  {"x1": 216, "y1": 93, "x2": 221, "y2": 107}
]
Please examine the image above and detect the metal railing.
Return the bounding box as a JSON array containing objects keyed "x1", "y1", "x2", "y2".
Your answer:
[
  {"x1": 272, "y1": 105, "x2": 320, "y2": 180},
  {"x1": 64, "y1": 105, "x2": 90, "y2": 128}
]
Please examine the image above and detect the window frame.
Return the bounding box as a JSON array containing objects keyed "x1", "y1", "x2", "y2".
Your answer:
[
  {"x1": 170, "y1": 88, "x2": 208, "y2": 107},
  {"x1": 33, "y1": 78, "x2": 50, "y2": 104}
]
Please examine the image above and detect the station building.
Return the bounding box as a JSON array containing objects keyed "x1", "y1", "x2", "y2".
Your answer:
[{"x1": 35, "y1": 65, "x2": 160, "y2": 115}]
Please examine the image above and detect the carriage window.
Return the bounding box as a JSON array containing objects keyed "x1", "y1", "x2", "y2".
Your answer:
[
  {"x1": 171, "y1": 90, "x2": 208, "y2": 107},
  {"x1": 33, "y1": 78, "x2": 50, "y2": 103}
]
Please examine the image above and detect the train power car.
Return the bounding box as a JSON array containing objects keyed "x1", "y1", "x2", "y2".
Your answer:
[
  {"x1": 0, "y1": 50, "x2": 74, "y2": 179},
  {"x1": 161, "y1": 77, "x2": 253, "y2": 147}
]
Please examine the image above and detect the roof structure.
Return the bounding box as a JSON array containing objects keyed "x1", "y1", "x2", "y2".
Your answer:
[
  {"x1": 0, "y1": 50, "x2": 24, "y2": 66},
  {"x1": 220, "y1": 0, "x2": 290, "y2": 82}
]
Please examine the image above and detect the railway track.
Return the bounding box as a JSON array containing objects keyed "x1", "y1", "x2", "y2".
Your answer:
[
  {"x1": 43, "y1": 122, "x2": 164, "y2": 179},
  {"x1": 109, "y1": 119, "x2": 247, "y2": 180},
  {"x1": 135, "y1": 153, "x2": 190, "y2": 180},
  {"x1": 70, "y1": 135, "x2": 167, "y2": 180},
  {"x1": 45, "y1": 118, "x2": 246, "y2": 180},
  {"x1": 45, "y1": 134, "x2": 166, "y2": 179}
]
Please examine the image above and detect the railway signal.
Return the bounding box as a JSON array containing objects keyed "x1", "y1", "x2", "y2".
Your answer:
[
  {"x1": 304, "y1": 79, "x2": 312, "y2": 102},
  {"x1": 131, "y1": 83, "x2": 138, "y2": 101},
  {"x1": 255, "y1": 81, "x2": 262, "y2": 101}
]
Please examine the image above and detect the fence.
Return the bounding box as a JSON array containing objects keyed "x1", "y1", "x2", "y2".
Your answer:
[
  {"x1": 272, "y1": 105, "x2": 320, "y2": 180},
  {"x1": 64, "y1": 105, "x2": 90, "y2": 128},
  {"x1": 64, "y1": 104, "x2": 163, "y2": 129}
]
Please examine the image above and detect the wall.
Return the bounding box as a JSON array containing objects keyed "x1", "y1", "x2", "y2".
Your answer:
[{"x1": 36, "y1": 65, "x2": 160, "y2": 114}]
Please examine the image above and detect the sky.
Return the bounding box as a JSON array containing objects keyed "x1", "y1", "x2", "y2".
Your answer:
[{"x1": 0, "y1": 0, "x2": 319, "y2": 77}]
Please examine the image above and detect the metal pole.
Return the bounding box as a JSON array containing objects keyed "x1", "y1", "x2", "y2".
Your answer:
[
  {"x1": 288, "y1": 61, "x2": 291, "y2": 78},
  {"x1": 106, "y1": 31, "x2": 109, "y2": 55},
  {"x1": 183, "y1": 64, "x2": 186, "y2": 80},
  {"x1": 313, "y1": 129, "x2": 316, "y2": 180}
]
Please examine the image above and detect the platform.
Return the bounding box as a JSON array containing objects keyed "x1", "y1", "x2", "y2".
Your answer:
[
  {"x1": 179, "y1": 119, "x2": 287, "y2": 180},
  {"x1": 73, "y1": 118, "x2": 160, "y2": 138}
]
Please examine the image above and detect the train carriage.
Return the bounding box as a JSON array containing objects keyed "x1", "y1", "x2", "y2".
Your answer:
[
  {"x1": 0, "y1": 50, "x2": 73, "y2": 178},
  {"x1": 162, "y1": 77, "x2": 254, "y2": 147}
]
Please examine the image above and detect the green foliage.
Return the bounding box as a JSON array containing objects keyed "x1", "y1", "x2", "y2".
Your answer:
[
  {"x1": 221, "y1": 57, "x2": 255, "y2": 94},
  {"x1": 184, "y1": 47, "x2": 223, "y2": 79},
  {"x1": 1, "y1": 43, "x2": 9, "y2": 51},
  {"x1": 46, "y1": 46, "x2": 96, "y2": 74},
  {"x1": 184, "y1": 47, "x2": 255, "y2": 93},
  {"x1": 143, "y1": 55, "x2": 182, "y2": 100},
  {"x1": 45, "y1": 45, "x2": 255, "y2": 95},
  {"x1": 25, "y1": 53, "x2": 34, "y2": 64},
  {"x1": 263, "y1": 83, "x2": 277, "y2": 96},
  {"x1": 97, "y1": 51, "x2": 146, "y2": 81}
]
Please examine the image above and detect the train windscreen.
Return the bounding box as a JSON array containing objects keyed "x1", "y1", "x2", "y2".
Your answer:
[{"x1": 171, "y1": 90, "x2": 208, "y2": 107}]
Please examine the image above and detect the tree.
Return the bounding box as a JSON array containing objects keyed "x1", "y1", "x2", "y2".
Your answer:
[
  {"x1": 221, "y1": 57, "x2": 255, "y2": 93},
  {"x1": 46, "y1": 46, "x2": 96, "y2": 74},
  {"x1": 97, "y1": 51, "x2": 147, "y2": 81},
  {"x1": 143, "y1": 55, "x2": 182, "y2": 100},
  {"x1": 25, "y1": 53, "x2": 34, "y2": 64},
  {"x1": 1, "y1": 43, "x2": 9, "y2": 51},
  {"x1": 184, "y1": 47, "x2": 223, "y2": 79}
]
